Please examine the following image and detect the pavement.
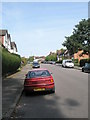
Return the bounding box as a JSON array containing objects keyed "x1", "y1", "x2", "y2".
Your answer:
[
  {"x1": 2, "y1": 64, "x2": 31, "y2": 120},
  {"x1": 1, "y1": 64, "x2": 82, "y2": 119},
  {"x1": 56, "y1": 63, "x2": 82, "y2": 70}
]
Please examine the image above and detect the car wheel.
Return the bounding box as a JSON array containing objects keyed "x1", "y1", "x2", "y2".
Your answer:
[
  {"x1": 24, "y1": 91, "x2": 29, "y2": 96},
  {"x1": 82, "y1": 68, "x2": 84, "y2": 72},
  {"x1": 51, "y1": 86, "x2": 55, "y2": 93}
]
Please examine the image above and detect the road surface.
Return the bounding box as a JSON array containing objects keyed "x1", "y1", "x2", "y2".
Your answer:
[{"x1": 11, "y1": 64, "x2": 88, "y2": 118}]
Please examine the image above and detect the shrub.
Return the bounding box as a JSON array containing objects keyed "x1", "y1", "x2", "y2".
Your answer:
[
  {"x1": 45, "y1": 54, "x2": 57, "y2": 61},
  {"x1": 2, "y1": 47, "x2": 21, "y2": 75},
  {"x1": 73, "y1": 59, "x2": 78, "y2": 63},
  {"x1": 80, "y1": 59, "x2": 90, "y2": 67},
  {"x1": 56, "y1": 60, "x2": 62, "y2": 64},
  {"x1": 21, "y1": 57, "x2": 28, "y2": 66}
]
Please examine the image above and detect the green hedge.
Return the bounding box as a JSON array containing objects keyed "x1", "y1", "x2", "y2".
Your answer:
[
  {"x1": 45, "y1": 54, "x2": 57, "y2": 61},
  {"x1": 56, "y1": 60, "x2": 62, "y2": 64},
  {"x1": 73, "y1": 59, "x2": 78, "y2": 63},
  {"x1": 21, "y1": 57, "x2": 28, "y2": 66},
  {"x1": 2, "y1": 48, "x2": 21, "y2": 75},
  {"x1": 80, "y1": 59, "x2": 90, "y2": 67}
]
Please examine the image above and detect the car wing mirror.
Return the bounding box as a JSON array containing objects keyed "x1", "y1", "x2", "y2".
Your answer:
[{"x1": 50, "y1": 72, "x2": 53, "y2": 74}]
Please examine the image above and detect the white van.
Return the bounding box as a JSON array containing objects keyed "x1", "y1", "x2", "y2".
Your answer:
[{"x1": 62, "y1": 59, "x2": 74, "y2": 68}]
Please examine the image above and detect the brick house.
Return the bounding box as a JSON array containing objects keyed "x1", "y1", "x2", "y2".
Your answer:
[
  {"x1": 74, "y1": 49, "x2": 89, "y2": 61},
  {"x1": 0, "y1": 30, "x2": 9, "y2": 49},
  {"x1": 34, "y1": 56, "x2": 45, "y2": 63}
]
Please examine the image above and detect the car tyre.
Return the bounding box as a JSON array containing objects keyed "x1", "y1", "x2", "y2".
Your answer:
[
  {"x1": 24, "y1": 91, "x2": 29, "y2": 96},
  {"x1": 51, "y1": 86, "x2": 55, "y2": 93},
  {"x1": 82, "y1": 68, "x2": 84, "y2": 72}
]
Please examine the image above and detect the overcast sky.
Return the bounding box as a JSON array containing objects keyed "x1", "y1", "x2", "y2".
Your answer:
[{"x1": 1, "y1": 2, "x2": 88, "y2": 57}]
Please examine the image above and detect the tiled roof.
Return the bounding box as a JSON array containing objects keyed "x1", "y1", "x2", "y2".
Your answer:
[
  {"x1": 7, "y1": 34, "x2": 10, "y2": 38},
  {"x1": 11, "y1": 42, "x2": 18, "y2": 52},
  {"x1": 0, "y1": 30, "x2": 8, "y2": 36}
]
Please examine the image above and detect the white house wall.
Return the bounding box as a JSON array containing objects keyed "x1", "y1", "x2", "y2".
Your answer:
[
  {"x1": 4, "y1": 34, "x2": 8, "y2": 49},
  {"x1": 7, "y1": 38, "x2": 11, "y2": 51}
]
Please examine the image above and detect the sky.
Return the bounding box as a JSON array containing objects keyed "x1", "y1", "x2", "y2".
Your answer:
[{"x1": 1, "y1": 2, "x2": 88, "y2": 57}]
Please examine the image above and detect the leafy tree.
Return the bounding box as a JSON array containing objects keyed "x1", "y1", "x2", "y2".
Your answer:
[
  {"x1": 45, "y1": 53, "x2": 57, "y2": 61},
  {"x1": 28, "y1": 56, "x2": 34, "y2": 62},
  {"x1": 62, "y1": 18, "x2": 90, "y2": 57},
  {"x1": 21, "y1": 57, "x2": 28, "y2": 66}
]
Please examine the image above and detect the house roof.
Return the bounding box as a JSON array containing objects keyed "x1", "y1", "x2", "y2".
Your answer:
[
  {"x1": 0, "y1": 30, "x2": 8, "y2": 36},
  {"x1": 7, "y1": 34, "x2": 10, "y2": 38},
  {"x1": 7, "y1": 34, "x2": 11, "y2": 42},
  {"x1": 11, "y1": 42, "x2": 18, "y2": 52}
]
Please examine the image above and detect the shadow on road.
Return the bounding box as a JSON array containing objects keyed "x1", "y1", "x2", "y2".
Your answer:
[
  {"x1": 64, "y1": 98, "x2": 80, "y2": 107},
  {"x1": 11, "y1": 91, "x2": 66, "y2": 118}
]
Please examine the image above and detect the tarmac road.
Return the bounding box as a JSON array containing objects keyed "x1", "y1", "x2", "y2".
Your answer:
[{"x1": 11, "y1": 64, "x2": 88, "y2": 118}]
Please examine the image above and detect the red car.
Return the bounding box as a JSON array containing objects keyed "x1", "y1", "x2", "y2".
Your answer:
[{"x1": 24, "y1": 68, "x2": 55, "y2": 94}]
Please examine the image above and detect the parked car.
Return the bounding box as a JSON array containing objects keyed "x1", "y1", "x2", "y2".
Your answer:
[
  {"x1": 50, "y1": 61, "x2": 56, "y2": 64},
  {"x1": 82, "y1": 63, "x2": 90, "y2": 73},
  {"x1": 24, "y1": 68, "x2": 55, "y2": 94},
  {"x1": 62, "y1": 59, "x2": 74, "y2": 68},
  {"x1": 48, "y1": 61, "x2": 55, "y2": 64},
  {"x1": 41, "y1": 61, "x2": 47, "y2": 64},
  {"x1": 32, "y1": 62, "x2": 40, "y2": 68}
]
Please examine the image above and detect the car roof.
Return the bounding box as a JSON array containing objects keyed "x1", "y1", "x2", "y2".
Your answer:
[{"x1": 29, "y1": 68, "x2": 49, "y2": 72}]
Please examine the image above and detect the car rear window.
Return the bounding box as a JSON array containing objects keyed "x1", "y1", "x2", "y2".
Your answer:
[
  {"x1": 33, "y1": 63, "x2": 39, "y2": 65},
  {"x1": 65, "y1": 61, "x2": 72, "y2": 63},
  {"x1": 28, "y1": 70, "x2": 51, "y2": 78}
]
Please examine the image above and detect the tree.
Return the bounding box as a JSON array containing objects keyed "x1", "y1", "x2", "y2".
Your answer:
[
  {"x1": 45, "y1": 53, "x2": 57, "y2": 61},
  {"x1": 62, "y1": 18, "x2": 90, "y2": 57},
  {"x1": 21, "y1": 57, "x2": 28, "y2": 66},
  {"x1": 28, "y1": 56, "x2": 34, "y2": 62},
  {"x1": 62, "y1": 35, "x2": 79, "y2": 55}
]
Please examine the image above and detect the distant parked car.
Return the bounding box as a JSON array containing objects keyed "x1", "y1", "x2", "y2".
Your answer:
[
  {"x1": 48, "y1": 61, "x2": 55, "y2": 64},
  {"x1": 24, "y1": 68, "x2": 55, "y2": 94},
  {"x1": 51, "y1": 61, "x2": 56, "y2": 64},
  {"x1": 82, "y1": 63, "x2": 90, "y2": 73},
  {"x1": 41, "y1": 61, "x2": 47, "y2": 64},
  {"x1": 27, "y1": 61, "x2": 30, "y2": 64},
  {"x1": 32, "y1": 62, "x2": 40, "y2": 68},
  {"x1": 62, "y1": 59, "x2": 74, "y2": 68}
]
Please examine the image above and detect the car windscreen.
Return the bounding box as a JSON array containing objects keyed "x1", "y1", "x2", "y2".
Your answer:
[{"x1": 28, "y1": 70, "x2": 51, "y2": 78}]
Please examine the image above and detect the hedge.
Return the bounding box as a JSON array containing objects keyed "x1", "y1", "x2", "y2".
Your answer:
[
  {"x1": 73, "y1": 59, "x2": 78, "y2": 63},
  {"x1": 45, "y1": 54, "x2": 57, "y2": 61},
  {"x1": 56, "y1": 60, "x2": 62, "y2": 64},
  {"x1": 80, "y1": 59, "x2": 90, "y2": 67},
  {"x1": 1, "y1": 47, "x2": 21, "y2": 75},
  {"x1": 21, "y1": 57, "x2": 28, "y2": 66}
]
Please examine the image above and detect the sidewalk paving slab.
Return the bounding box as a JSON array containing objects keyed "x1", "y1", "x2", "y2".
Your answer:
[{"x1": 2, "y1": 64, "x2": 31, "y2": 119}]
